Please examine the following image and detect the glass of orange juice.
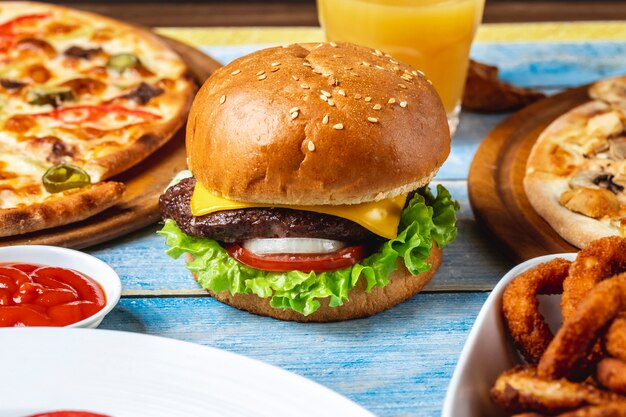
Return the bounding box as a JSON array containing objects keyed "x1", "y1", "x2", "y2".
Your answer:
[{"x1": 317, "y1": 0, "x2": 485, "y2": 135}]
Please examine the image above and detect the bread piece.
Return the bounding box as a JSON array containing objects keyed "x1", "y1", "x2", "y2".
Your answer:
[{"x1": 187, "y1": 42, "x2": 450, "y2": 206}]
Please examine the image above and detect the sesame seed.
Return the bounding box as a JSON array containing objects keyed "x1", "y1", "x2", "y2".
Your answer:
[
  {"x1": 367, "y1": 117, "x2": 379, "y2": 123},
  {"x1": 301, "y1": 84, "x2": 310, "y2": 89},
  {"x1": 303, "y1": 61, "x2": 312, "y2": 67},
  {"x1": 373, "y1": 104, "x2": 382, "y2": 110},
  {"x1": 375, "y1": 65, "x2": 384, "y2": 70},
  {"x1": 384, "y1": 53, "x2": 392, "y2": 58},
  {"x1": 388, "y1": 98, "x2": 397, "y2": 104},
  {"x1": 271, "y1": 62, "x2": 280, "y2": 67},
  {"x1": 322, "y1": 114, "x2": 329, "y2": 124},
  {"x1": 316, "y1": 43, "x2": 323, "y2": 48},
  {"x1": 333, "y1": 123, "x2": 344, "y2": 130},
  {"x1": 330, "y1": 42, "x2": 337, "y2": 47},
  {"x1": 289, "y1": 107, "x2": 300, "y2": 113},
  {"x1": 338, "y1": 89, "x2": 346, "y2": 97},
  {"x1": 219, "y1": 95, "x2": 226, "y2": 104},
  {"x1": 256, "y1": 70, "x2": 265, "y2": 76},
  {"x1": 398, "y1": 83, "x2": 407, "y2": 89},
  {"x1": 411, "y1": 70, "x2": 418, "y2": 76},
  {"x1": 401, "y1": 74, "x2": 413, "y2": 81},
  {"x1": 344, "y1": 66, "x2": 353, "y2": 70},
  {"x1": 258, "y1": 74, "x2": 267, "y2": 80},
  {"x1": 393, "y1": 66, "x2": 400, "y2": 71},
  {"x1": 292, "y1": 75, "x2": 299, "y2": 81},
  {"x1": 400, "y1": 101, "x2": 407, "y2": 108},
  {"x1": 320, "y1": 94, "x2": 328, "y2": 102},
  {"x1": 364, "y1": 96, "x2": 372, "y2": 102},
  {"x1": 362, "y1": 61, "x2": 370, "y2": 67},
  {"x1": 374, "y1": 49, "x2": 383, "y2": 56},
  {"x1": 230, "y1": 69, "x2": 241, "y2": 75},
  {"x1": 271, "y1": 67, "x2": 280, "y2": 72},
  {"x1": 291, "y1": 111, "x2": 299, "y2": 120},
  {"x1": 417, "y1": 69, "x2": 425, "y2": 76},
  {"x1": 321, "y1": 90, "x2": 331, "y2": 97},
  {"x1": 328, "y1": 99, "x2": 335, "y2": 106},
  {"x1": 308, "y1": 141, "x2": 315, "y2": 151},
  {"x1": 390, "y1": 59, "x2": 398, "y2": 64},
  {"x1": 312, "y1": 69, "x2": 321, "y2": 74},
  {"x1": 333, "y1": 54, "x2": 343, "y2": 58},
  {"x1": 427, "y1": 79, "x2": 433, "y2": 85},
  {"x1": 354, "y1": 94, "x2": 362, "y2": 100}
]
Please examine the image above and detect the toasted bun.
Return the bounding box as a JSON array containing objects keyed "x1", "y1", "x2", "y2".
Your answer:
[
  {"x1": 188, "y1": 244, "x2": 441, "y2": 322},
  {"x1": 187, "y1": 42, "x2": 450, "y2": 206}
]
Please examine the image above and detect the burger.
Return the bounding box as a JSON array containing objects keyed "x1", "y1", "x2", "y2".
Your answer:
[{"x1": 158, "y1": 42, "x2": 458, "y2": 322}]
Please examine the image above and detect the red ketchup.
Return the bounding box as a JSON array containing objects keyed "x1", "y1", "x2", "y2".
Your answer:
[
  {"x1": 0, "y1": 263, "x2": 106, "y2": 327},
  {"x1": 26, "y1": 412, "x2": 110, "y2": 417}
]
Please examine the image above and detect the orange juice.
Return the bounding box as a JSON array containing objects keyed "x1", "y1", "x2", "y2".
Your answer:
[{"x1": 318, "y1": 0, "x2": 484, "y2": 126}]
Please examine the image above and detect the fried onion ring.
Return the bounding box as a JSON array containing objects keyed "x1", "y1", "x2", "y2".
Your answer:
[
  {"x1": 538, "y1": 273, "x2": 626, "y2": 379},
  {"x1": 605, "y1": 313, "x2": 626, "y2": 362},
  {"x1": 503, "y1": 258, "x2": 571, "y2": 363},
  {"x1": 562, "y1": 237, "x2": 626, "y2": 319},
  {"x1": 597, "y1": 358, "x2": 626, "y2": 395},
  {"x1": 490, "y1": 366, "x2": 624, "y2": 414}
]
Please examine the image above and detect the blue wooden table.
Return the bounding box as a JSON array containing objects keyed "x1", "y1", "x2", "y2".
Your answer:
[{"x1": 91, "y1": 24, "x2": 626, "y2": 417}]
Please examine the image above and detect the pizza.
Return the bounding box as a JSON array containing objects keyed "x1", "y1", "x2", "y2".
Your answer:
[
  {"x1": 524, "y1": 75, "x2": 626, "y2": 248},
  {"x1": 0, "y1": 2, "x2": 196, "y2": 237}
]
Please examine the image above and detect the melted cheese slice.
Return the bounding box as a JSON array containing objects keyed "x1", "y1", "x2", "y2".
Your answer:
[{"x1": 191, "y1": 182, "x2": 407, "y2": 240}]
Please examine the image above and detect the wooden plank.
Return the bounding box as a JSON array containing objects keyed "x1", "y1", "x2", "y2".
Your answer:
[
  {"x1": 100, "y1": 292, "x2": 489, "y2": 417},
  {"x1": 89, "y1": 182, "x2": 514, "y2": 294},
  {"x1": 51, "y1": 1, "x2": 626, "y2": 27},
  {"x1": 471, "y1": 42, "x2": 626, "y2": 88}
]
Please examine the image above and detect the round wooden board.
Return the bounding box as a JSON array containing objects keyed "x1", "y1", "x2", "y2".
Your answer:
[
  {"x1": 468, "y1": 85, "x2": 591, "y2": 262},
  {"x1": 0, "y1": 37, "x2": 222, "y2": 250}
]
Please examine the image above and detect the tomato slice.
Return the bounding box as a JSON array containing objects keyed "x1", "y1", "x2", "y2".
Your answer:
[{"x1": 225, "y1": 244, "x2": 367, "y2": 273}]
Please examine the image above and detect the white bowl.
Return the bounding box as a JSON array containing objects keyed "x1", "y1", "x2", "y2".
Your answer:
[
  {"x1": 0, "y1": 245, "x2": 121, "y2": 328},
  {"x1": 442, "y1": 252, "x2": 577, "y2": 417}
]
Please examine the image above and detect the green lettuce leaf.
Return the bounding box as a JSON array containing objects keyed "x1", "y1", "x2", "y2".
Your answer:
[{"x1": 158, "y1": 184, "x2": 458, "y2": 316}]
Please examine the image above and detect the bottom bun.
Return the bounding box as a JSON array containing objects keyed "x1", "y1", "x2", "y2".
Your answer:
[{"x1": 189, "y1": 244, "x2": 442, "y2": 322}]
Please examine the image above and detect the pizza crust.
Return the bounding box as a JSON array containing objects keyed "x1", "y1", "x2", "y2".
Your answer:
[
  {"x1": 0, "y1": 181, "x2": 125, "y2": 237},
  {"x1": 589, "y1": 75, "x2": 626, "y2": 108}
]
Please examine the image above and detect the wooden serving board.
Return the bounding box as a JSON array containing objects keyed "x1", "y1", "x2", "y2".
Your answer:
[
  {"x1": 468, "y1": 86, "x2": 591, "y2": 262},
  {"x1": 0, "y1": 37, "x2": 222, "y2": 250}
]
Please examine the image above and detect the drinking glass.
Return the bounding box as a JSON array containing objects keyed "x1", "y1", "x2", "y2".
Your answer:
[{"x1": 317, "y1": 0, "x2": 485, "y2": 136}]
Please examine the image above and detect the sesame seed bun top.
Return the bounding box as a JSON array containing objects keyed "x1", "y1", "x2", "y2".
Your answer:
[{"x1": 186, "y1": 42, "x2": 450, "y2": 205}]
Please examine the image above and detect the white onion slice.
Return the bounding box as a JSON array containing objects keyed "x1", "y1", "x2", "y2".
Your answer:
[{"x1": 242, "y1": 238, "x2": 347, "y2": 255}]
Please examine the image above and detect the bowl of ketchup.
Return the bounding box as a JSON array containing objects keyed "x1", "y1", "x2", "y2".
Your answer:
[{"x1": 0, "y1": 246, "x2": 121, "y2": 328}]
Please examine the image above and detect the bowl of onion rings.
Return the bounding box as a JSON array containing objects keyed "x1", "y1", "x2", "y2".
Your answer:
[
  {"x1": 442, "y1": 252, "x2": 575, "y2": 417},
  {"x1": 444, "y1": 236, "x2": 626, "y2": 417}
]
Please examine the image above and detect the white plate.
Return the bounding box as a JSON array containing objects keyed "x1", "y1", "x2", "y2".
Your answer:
[
  {"x1": 442, "y1": 253, "x2": 577, "y2": 417},
  {"x1": 0, "y1": 245, "x2": 121, "y2": 328},
  {"x1": 0, "y1": 328, "x2": 375, "y2": 417}
]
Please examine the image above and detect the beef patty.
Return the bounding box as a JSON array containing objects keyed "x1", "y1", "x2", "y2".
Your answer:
[{"x1": 159, "y1": 177, "x2": 378, "y2": 243}]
